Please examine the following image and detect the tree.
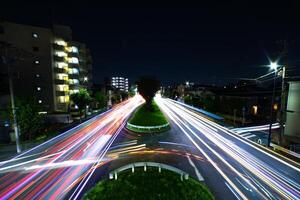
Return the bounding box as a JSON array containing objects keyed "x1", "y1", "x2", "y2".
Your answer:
[
  {"x1": 136, "y1": 76, "x2": 160, "y2": 109},
  {"x1": 2, "y1": 98, "x2": 44, "y2": 140},
  {"x1": 94, "y1": 91, "x2": 107, "y2": 109},
  {"x1": 70, "y1": 88, "x2": 92, "y2": 120}
]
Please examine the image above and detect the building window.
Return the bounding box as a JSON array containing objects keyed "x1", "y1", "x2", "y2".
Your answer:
[
  {"x1": 32, "y1": 33, "x2": 38, "y2": 38},
  {"x1": 38, "y1": 100, "x2": 42, "y2": 104},
  {"x1": 37, "y1": 87, "x2": 41, "y2": 91},
  {"x1": 0, "y1": 25, "x2": 4, "y2": 34},
  {"x1": 33, "y1": 46, "x2": 39, "y2": 52},
  {"x1": 34, "y1": 60, "x2": 40, "y2": 64},
  {"x1": 36, "y1": 74, "x2": 40, "y2": 78}
]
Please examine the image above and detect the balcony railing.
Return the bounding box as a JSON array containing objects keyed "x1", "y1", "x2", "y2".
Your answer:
[
  {"x1": 54, "y1": 68, "x2": 68, "y2": 74},
  {"x1": 54, "y1": 56, "x2": 65, "y2": 62},
  {"x1": 56, "y1": 91, "x2": 68, "y2": 96},
  {"x1": 55, "y1": 79, "x2": 68, "y2": 85}
]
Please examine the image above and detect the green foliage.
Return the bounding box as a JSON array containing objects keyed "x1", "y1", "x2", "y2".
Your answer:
[
  {"x1": 2, "y1": 98, "x2": 44, "y2": 140},
  {"x1": 129, "y1": 100, "x2": 168, "y2": 126},
  {"x1": 84, "y1": 167, "x2": 214, "y2": 200},
  {"x1": 70, "y1": 88, "x2": 92, "y2": 118},
  {"x1": 94, "y1": 91, "x2": 107, "y2": 109}
]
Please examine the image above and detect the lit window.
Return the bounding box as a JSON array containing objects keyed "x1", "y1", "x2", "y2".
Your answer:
[
  {"x1": 55, "y1": 40, "x2": 67, "y2": 46},
  {"x1": 35, "y1": 60, "x2": 40, "y2": 64},
  {"x1": 32, "y1": 33, "x2": 38, "y2": 38},
  {"x1": 38, "y1": 100, "x2": 42, "y2": 104},
  {"x1": 36, "y1": 74, "x2": 40, "y2": 78},
  {"x1": 57, "y1": 62, "x2": 68, "y2": 68},
  {"x1": 84, "y1": 77, "x2": 88, "y2": 82},
  {"x1": 69, "y1": 68, "x2": 79, "y2": 74},
  {"x1": 67, "y1": 57, "x2": 79, "y2": 64},
  {"x1": 71, "y1": 46, "x2": 78, "y2": 53},
  {"x1": 37, "y1": 87, "x2": 41, "y2": 91},
  {"x1": 55, "y1": 51, "x2": 67, "y2": 57}
]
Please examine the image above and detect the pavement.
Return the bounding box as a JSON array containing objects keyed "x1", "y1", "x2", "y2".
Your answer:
[
  {"x1": 155, "y1": 97, "x2": 300, "y2": 200},
  {"x1": 0, "y1": 95, "x2": 299, "y2": 200},
  {"x1": 0, "y1": 96, "x2": 144, "y2": 199}
]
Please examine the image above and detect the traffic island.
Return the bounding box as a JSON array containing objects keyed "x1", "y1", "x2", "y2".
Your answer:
[
  {"x1": 126, "y1": 100, "x2": 170, "y2": 133},
  {"x1": 84, "y1": 166, "x2": 214, "y2": 200}
]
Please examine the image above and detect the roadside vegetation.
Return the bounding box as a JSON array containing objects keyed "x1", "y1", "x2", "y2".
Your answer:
[
  {"x1": 127, "y1": 100, "x2": 170, "y2": 133},
  {"x1": 84, "y1": 167, "x2": 214, "y2": 200}
]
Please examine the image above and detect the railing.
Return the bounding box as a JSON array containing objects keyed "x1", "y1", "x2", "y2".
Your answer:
[
  {"x1": 109, "y1": 162, "x2": 191, "y2": 181},
  {"x1": 126, "y1": 122, "x2": 170, "y2": 133}
]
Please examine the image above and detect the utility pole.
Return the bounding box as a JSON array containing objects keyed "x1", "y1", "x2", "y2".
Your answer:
[
  {"x1": 1, "y1": 42, "x2": 21, "y2": 153},
  {"x1": 279, "y1": 40, "x2": 288, "y2": 145},
  {"x1": 268, "y1": 71, "x2": 277, "y2": 147},
  {"x1": 8, "y1": 75, "x2": 21, "y2": 153}
]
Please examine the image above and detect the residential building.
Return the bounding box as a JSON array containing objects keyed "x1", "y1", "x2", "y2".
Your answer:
[
  {"x1": 0, "y1": 21, "x2": 93, "y2": 112},
  {"x1": 111, "y1": 77, "x2": 129, "y2": 92}
]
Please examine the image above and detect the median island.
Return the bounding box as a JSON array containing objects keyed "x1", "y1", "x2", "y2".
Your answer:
[
  {"x1": 84, "y1": 167, "x2": 214, "y2": 200},
  {"x1": 126, "y1": 100, "x2": 170, "y2": 133}
]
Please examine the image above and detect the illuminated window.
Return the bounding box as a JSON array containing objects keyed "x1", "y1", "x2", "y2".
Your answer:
[
  {"x1": 34, "y1": 60, "x2": 40, "y2": 64},
  {"x1": 38, "y1": 100, "x2": 42, "y2": 104},
  {"x1": 37, "y1": 87, "x2": 41, "y2": 91},
  {"x1": 32, "y1": 33, "x2": 38, "y2": 38},
  {"x1": 71, "y1": 46, "x2": 78, "y2": 53},
  {"x1": 55, "y1": 40, "x2": 67, "y2": 46},
  {"x1": 55, "y1": 51, "x2": 67, "y2": 57},
  {"x1": 57, "y1": 62, "x2": 68, "y2": 68},
  {"x1": 68, "y1": 57, "x2": 79, "y2": 64},
  {"x1": 36, "y1": 74, "x2": 40, "y2": 78},
  {"x1": 69, "y1": 68, "x2": 79, "y2": 74}
]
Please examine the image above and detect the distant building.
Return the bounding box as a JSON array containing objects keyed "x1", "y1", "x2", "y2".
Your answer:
[
  {"x1": 111, "y1": 77, "x2": 129, "y2": 92},
  {"x1": 284, "y1": 81, "x2": 300, "y2": 144},
  {"x1": 0, "y1": 21, "x2": 93, "y2": 112}
]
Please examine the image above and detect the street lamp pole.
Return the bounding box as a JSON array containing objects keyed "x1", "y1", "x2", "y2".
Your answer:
[
  {"x1": 2, "y1": 42, "x2": 21, "y2": 153},
  {"x1": 267, "y1": 62, "x2": 278, "y2": 147},
  {"x1": 8, "y1": 75, "x2": 21, "y2": 153}
]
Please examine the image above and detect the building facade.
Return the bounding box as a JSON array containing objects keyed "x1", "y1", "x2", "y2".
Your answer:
[
  {"x1": 111, "y1": 77, "x2": 129, "y2": 92},
  {"x1": 0, "y1": 21, "x2": 92, "y2": 112}
]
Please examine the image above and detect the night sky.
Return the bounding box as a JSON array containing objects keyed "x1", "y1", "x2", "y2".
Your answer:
[{"x1": 1, "y1": 2, "x2": 300, "y2": 85}]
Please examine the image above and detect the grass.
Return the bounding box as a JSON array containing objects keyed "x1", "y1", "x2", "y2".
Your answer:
[
  {"x1": 84, "y1": 167, "x2": 214, "y2": 200},
  {"x1": 129, "y1": 100, "x2": 168, "y2": 126}
]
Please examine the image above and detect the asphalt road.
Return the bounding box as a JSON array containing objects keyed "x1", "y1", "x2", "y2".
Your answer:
[
  {"x1": 0, "y1": 96, "x2": 144, "y2": 199},
  {"x1": 155, "y1": 96, "x2": 300, "y2": 200}
]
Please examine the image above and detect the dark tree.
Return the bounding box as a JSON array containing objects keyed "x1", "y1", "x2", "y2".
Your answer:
[
  {"x1": 70, "y1": 88, "x2": 92, "y2": 120},
  {"x1": 136, "y1": 76, "x2": 160, "y2": 109}
]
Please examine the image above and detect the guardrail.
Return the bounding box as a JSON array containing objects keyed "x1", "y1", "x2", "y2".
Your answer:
[
  {"x1": 271, "y1": 143, "x2": 300, "y2": 160},
  {"x1": 169, "y1": 99, "x2": 224, "y2": 121},
  {"x1": 126, "y1": 122, "x2": 170, "y2": 133},
  {"x1": 109, "y1": 162, "x2": 190, "y2": 181}
]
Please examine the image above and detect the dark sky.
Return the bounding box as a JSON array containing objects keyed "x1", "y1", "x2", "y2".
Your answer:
[{"x1": 1, "y1": 2, "x2": 300, "y2": 85}]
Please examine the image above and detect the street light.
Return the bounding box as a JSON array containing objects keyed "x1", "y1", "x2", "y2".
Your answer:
[{"x1": 270, "y1": 62, "x2": 278, "y2": 71}]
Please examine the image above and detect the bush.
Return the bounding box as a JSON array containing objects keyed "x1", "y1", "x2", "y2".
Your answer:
[{"x1": 84, "y1": 167, "x2": 214, "y2": 200}]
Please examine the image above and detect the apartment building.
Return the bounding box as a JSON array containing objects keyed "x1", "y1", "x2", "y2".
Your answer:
[
  {"x1": 0, "y1": 21, "x2": 92, "y2": 112},
  {"x1": 111, "y1": 77, "x2": 129, "y2": 92}
]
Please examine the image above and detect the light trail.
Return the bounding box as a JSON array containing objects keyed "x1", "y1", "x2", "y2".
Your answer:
[
  {"x1": 0, "y1": 95, "x2": 144, "y2": 199},
  {"x1": 155, "y1": 96, "x2": 300, "y2": 200}
]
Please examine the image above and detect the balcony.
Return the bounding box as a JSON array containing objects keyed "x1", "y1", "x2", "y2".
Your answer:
[
  {"x1": 54, "y1": 68, "x2": 68, "y2": 74},
  {"x1": 56, "y1": 91, "x2": 68, "y2": 96},
  {"x1": 55, "y1": 79, "x2": 68, "y2": 85},
  {"x1": 68, "y1": 74, "x2": 79, "y2": 79},
  {"x1": 54, "y1": 56, "x2": 65, "y2": 62},
  {"x1": 53, "y1": 43, "x2": 65, "y2": 51},
  {"x1": 68, "y1": 52, "x2": 78, "y2": 57}
]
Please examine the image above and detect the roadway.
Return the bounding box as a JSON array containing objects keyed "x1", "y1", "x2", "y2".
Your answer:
[
  {"x1": 155, "y1": 96, "x2": 300, "y2": 200},
  {"x1": 0, "y1": 95, "x2": 144, "y2": 199}
]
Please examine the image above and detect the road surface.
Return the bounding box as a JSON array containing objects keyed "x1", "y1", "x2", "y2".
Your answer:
[
  {"x1": 155, "y1": 96, "x2": 300, "y2": 200},
  {"x1": 0, "y1": 95, "x2": 144, "y2": 199}
]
